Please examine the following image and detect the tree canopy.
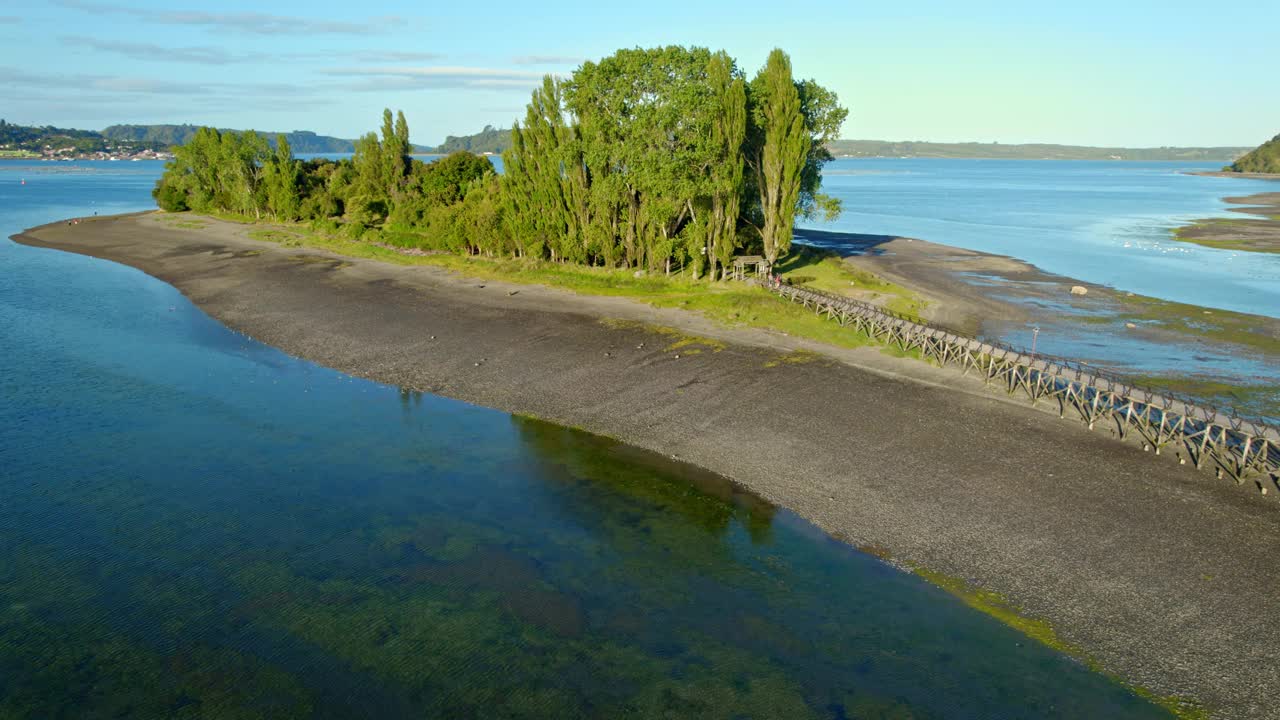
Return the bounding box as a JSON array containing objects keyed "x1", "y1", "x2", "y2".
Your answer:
[
  {"x1": 153, "y1": 46, "x2": 847, "y2": 277},
  {"x1": 1227, "y1": 133, "x2": 1280, "y2": 174},
  {"x1": 502, "y1": 45, "x2": 847, "y2": 275}
]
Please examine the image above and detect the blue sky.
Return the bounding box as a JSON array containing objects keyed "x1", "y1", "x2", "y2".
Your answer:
[{"x1": 1, "y1": 0, "x2": 1276, "y2": 146}]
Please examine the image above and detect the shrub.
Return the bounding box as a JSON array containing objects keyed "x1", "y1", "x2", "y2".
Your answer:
[
  {"x1": 152, "y1": 176, "x2": 189, "y2": 212},
  {"x1": 342, "y1": 221, "x2": 367, "y2": 240}
]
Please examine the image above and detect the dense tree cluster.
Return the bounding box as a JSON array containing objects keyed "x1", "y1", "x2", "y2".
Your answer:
[
  {"x1": 503, "y1": 47, "x2": 845, "y2": 276},
  {"x1": 154, "y1": 46, "x2": 846, "y2": 276},
  {"x1": 153, "y1": 110, "x2": 496, "y2": 248}
]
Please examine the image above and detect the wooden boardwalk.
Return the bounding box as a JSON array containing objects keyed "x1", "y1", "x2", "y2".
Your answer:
[{"x1": 756, "y1": 279, "x2": 1280, "y2": 498}]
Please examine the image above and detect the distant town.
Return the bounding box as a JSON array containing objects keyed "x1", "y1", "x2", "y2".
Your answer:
[
  {"x1": 0, "y1": 145, "x2": 174, "y2": 162},
  {"x1": 0, "y1": 120, "x2": 173, "y2": 161}
]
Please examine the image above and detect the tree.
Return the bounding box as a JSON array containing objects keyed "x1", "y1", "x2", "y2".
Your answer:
[
  {"x1": 262, "y1": 134, "x2": 300, "y2": 221},
  {"x1": 502, "y1": 76, "x2": 577, "y2": 261},
  {"x1": 382, "y1": 109, "x2": 410, "y2": 193},
  {"x1": 414, "y1": 150, "x2": 495, "y2": 207},
  {"x1": 745, "y1": 49, "x2": 810, "y2": 269},
  {"x1": 704, "y1": 51, "x2": 747, "y2": 280},
  {"x1": 795, "y1": 80, "x2": 849, "y2": 222},
  {"x1": 564, "y1": 46, "x2": 728, "y2": 271},
  {"x1": 152, "y1": 173, "x2": 189, "y2": 211}
]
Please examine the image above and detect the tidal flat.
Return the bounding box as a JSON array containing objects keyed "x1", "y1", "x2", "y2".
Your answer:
[
  {"x1": 797, "y1": 228, "x2": 1280, "y2": 422},
  {"x1": 1172, "y1": 191, "x2": 1280, "y2": 254}
]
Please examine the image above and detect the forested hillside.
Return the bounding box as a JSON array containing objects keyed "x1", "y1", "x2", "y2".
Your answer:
[
  {"x1": 154, "y1": 45, "x2": 844, "y2": 278},
  {"x1": 1226, "y1": 133, "x2": 1280, "y2": 173},
  {"x1": 829, "y1": 139, "x2": 1248, "y2": 161},
  {"x1": 429, "y1": 126, "x2": 1247, "y2": 162},
  {"x1": 103, "y1": 125, "x2": 357, "y2": 154},
  {"x1": 432, "y1": 125, "x2": 509, "y2": 154}
]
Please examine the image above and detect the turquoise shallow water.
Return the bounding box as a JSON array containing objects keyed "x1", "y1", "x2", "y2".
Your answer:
[{"x1": 1, "y1": 161, "x2": 1169, "y2": 718}]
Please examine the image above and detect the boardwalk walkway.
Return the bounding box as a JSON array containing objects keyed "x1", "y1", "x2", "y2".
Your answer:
[{"x1": 756, "y1": 279, "x2": 1280, "y2": 498}]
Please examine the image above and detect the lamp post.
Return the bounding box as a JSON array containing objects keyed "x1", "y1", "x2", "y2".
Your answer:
[{"x1": 1031, "y1": 326, "x2": 1040, "y2": 355}]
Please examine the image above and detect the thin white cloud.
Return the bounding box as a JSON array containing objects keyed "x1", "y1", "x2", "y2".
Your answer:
[
  {"x1": 57, "y1": 36, "x2": 445, "y2": 67},
  {"x1": 0, "y1": 65, "x2": 317, "y2": 100},
  {"x1": 512, "y1": 55, "x2": 583, "y2": 66},
  {"x1": 323, "y1": 65, "x2": 546, "y2": 90},
  {"x1": 325, "y1": 66, "x2": 544, "y2": 79},
  {"x1": 60, "y1": 36, "x2": 256, "y2": 64},
  {"x1": 54, "y1": 0, "x2": 403, "y2": 35},
  {"x1": 352, "y1": 51, "x2": 447, "y2": 63}
]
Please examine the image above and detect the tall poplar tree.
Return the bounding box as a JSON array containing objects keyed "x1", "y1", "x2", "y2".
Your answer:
[
  {"x1": 746, "y1": 49, "x2": 810, "y2": 270},
  {"x1": 351, "y1": 131, "x2": 383, "y2": 200},
  {"x1": 705, "y1": 51, "x2": 746, "y2": 280},
  {"x1": 262, "y1": 134, "x2": 299, "y2": 221},
  {"x1": 502, "y1": 77, "x2": 576, "y2": 260},
  {"x1": 382, "y1": 109, "x2": 410, "y2": 192}
]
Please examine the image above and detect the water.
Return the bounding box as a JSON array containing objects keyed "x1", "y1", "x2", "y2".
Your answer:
[
  {"x1": 805, "y1": 159, "x2": 1280, "y2": 318},
  {"x1": 0, "y1": 161, "x2": 1172, "y2": 716}
]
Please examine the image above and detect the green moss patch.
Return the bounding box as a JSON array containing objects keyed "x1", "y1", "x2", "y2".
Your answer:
[
  {"x1": 913, "y1": 566, "x2": 1207, "y2": 719},
  {"x1": 775, "y1": 246, "x2": 928, "y2": 321}
]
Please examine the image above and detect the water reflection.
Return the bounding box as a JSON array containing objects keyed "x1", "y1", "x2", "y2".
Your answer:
[{"x1": 512, "y1": 416, "x2": 778, "y2": 543}]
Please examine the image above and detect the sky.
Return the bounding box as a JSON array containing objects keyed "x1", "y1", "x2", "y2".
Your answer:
[{"x1": 1, "y1": 0, "x2": 1277, "y2": 147}]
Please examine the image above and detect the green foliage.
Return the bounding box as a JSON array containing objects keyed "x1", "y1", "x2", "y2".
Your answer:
[
  {"x1": 261, "y1": 134, "x2": 301, "y2": 221},
  {"x1": 151, "y1": 174, "x2": 189, "y2": 211},
  {"x1": 498, "y1": 45, "x2": 845, "y2": 276},
  {"x1": 746, "y1": 49, "x2": 811, "y2": 268},
  {"x1": 156, "y1": 127, "x2": 272, "y2": 217},
  {"x1": 699, "y1": 51, "x2": 747, "y2": 280},
  {"x1": 152, "y1": 46, "x2": 847, "y2": 279},
  {"x1": 1227, "y1": 132, "x2": 1280, "y2": 173},
  {"x1": 408, "y1": 150, "x2": 495, "y2": 208}
]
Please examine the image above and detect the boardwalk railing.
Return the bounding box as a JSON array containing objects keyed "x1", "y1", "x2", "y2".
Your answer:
[{"x1": 754, "y1": 279, "x2": 1280, "y2": 498}]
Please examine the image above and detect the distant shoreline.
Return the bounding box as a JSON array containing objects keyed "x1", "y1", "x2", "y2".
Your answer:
[
  {"x1": 11, "y1": 212, "x2": 1280, "y2": 718},
  {"x1": 1185, "y1": 170, "x2": 1280, "y2": 180}
]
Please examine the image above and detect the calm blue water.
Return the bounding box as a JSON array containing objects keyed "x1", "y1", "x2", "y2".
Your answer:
[
  {"x1": 0, "y1": 161, "x2": 1173, "y2": 716},
  {"x1": 805, "y1": 159, "x2": 1280, "y2": 318}
]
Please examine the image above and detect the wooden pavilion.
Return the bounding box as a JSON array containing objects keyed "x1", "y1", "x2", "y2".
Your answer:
[{"x1": 732, "y1": 255, "x2": 767, "y2": 281}]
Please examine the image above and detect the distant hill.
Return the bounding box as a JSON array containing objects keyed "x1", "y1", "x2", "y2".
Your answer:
[
  {"x1": 432, "y1": 125, "x2": 509, "y2": 154},
  {"x1": 102, "y1": 125, "x2": 357, "y2": 154},
  {"x1": 828, "y1": 140, "x2": 1250, "y2": 162},
  {"x1": 11, "y1": 117, "x2": 1254, "y2": 164},
  {"x1": 428, "y1": 127, "x2": 1249, "y2": 162},
  {"x1": 1224, "y1": 133, "x2": 1280, "y2": 173}
]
